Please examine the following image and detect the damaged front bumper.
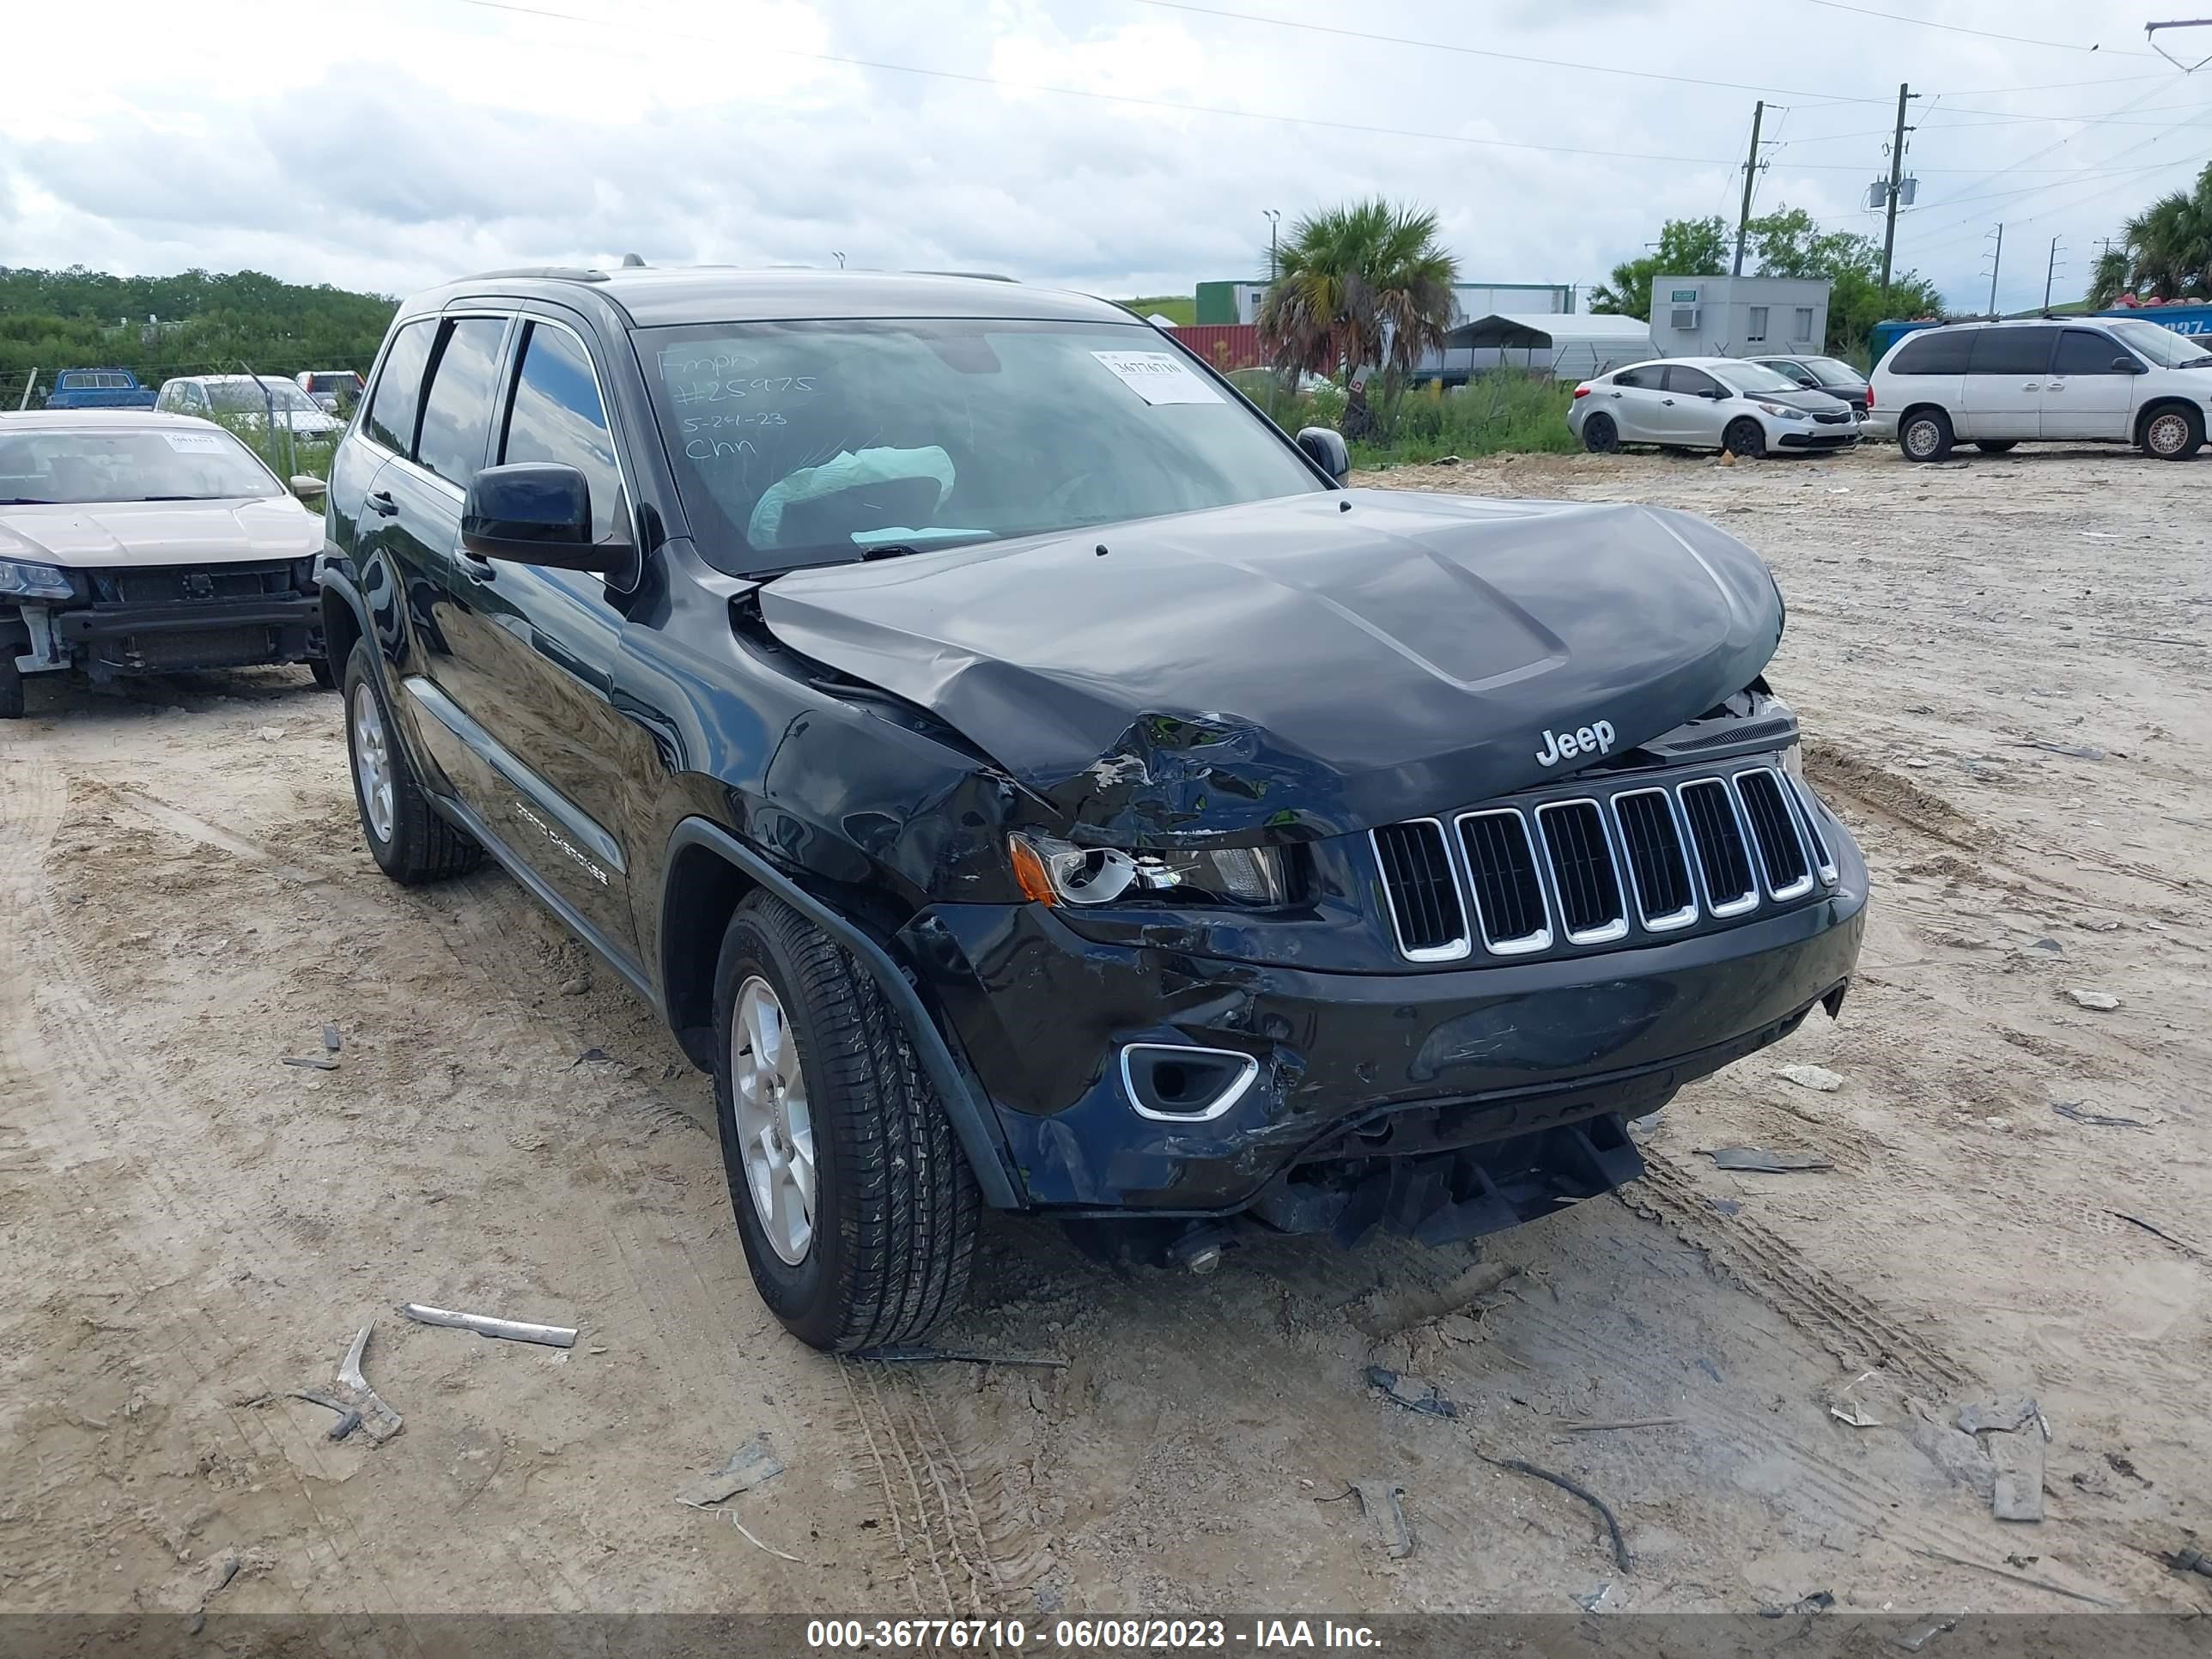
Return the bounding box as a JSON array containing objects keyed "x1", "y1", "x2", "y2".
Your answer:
[
  {"x1": 9, "y1": 562, "x2": 322, "y2": 680},
  {"x1": 902, "y1": 830, "x2": 1866, "y2": 1231}
]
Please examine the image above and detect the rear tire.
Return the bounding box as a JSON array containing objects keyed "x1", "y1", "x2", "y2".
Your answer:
[
  {"x1": 1899, "y1": 408, "x2": 1954, "y2": 462},
  {"x1": 713, "y1": 893, "x2": 978, "y2": 1352},
  {"x1": 2141, "y1": 404, "x2": 2203, "y2": 460},
  {"x1": 1972, "y1": 440, "x2": 2018, "y2": 454},
  {"x1": 342, "y1": 641, "x2": 482, "y2": 884},
  {"x1": 1583, "y1": 414, "x2": 1619, "y2": 453},
  {"x1": 0, "y1": 658, "x2": 22, "y2": 720},
  {"x1": 1723, "y1": 418, "x2": 1766, "y2": 459}
]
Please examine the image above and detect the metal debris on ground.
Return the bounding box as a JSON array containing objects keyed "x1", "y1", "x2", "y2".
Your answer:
[
  {"x1": 674, "y1": 1434, "x2": 785, "y2": 1509},
  {"x1": 2068, "y1": 988, "x2": 2121, "y2": 1011},
  {"x1": 282, "y1": 1056, "x2": 339, "y2": 1071},
  {"x1": 855, "y1": 1345, "x2": 1068, "y2": 1369},
  {"x1": 1705, "y1": 1146, "x2": 1835, "y2": 1173},
  {"x1": 1560, "y1": 1417, "x2": 1683, "y2": 1433},
  {"x1": 283, "y1": 1389, "x2": 362, "y2": 1441},
  {"x1": 333, "y1": 1322, "x2": 403, "y2": 1443},
  {"x1": 1826, "y1": 1368, "x2": 1899, "y2": 1429},
  {"x1": 568, "y1": 1047, "x2": 611, "y2": 1066},
  {"x1": 1893, "y1": 1616, "x2": 1958, "y2": 1653},
  {"x1": 1776, "y1": 1064, "x2": 1844, "y2": 1092},
  {"x1": 322, "y1": 1024, "x2": 341, "y2": 1052},
  {"x1": 1364, "y1": 1365, "x2": 1460, "y2": 1418},
  {"x1": 1478, "y1": 1453, "x2": 1632, "y2": 1574},
  {"x1": 1909, "y1": 1546, "x2": 2115, "y2": 1607},
  {"x1": 1351, "y1": 1480, "x2": 1414, "y2": 1560},
  {"x1": 2027, "y1": 937, "x2": 2063, "y2": 953},
  {"x1": 2052, "y1": 1101, "x2": 2146, "y2": 1128},
  {"x1": 2106, "y1": 1212, "x2": 2205, "y2": 1261},
  {"x1": 398, "y1": 1302, "x2": 579, "y2": 1348},
  {"x1": 2015, "y1": 740, "x2": 2106, "y2": 760},
  {"x1": 1571, "y1": 1583, "x2": 1611, "y2": 1613},
  {"x1": 2166, "y1": 1547, "x2": 2212, "y2": 1579},
  {"x1": 1759, "y1": 1589, "x2": 1833, "y2": 1619},
  {"x1": 1957, "y1": 1400, "x2": 2049, "y2": 1523}
]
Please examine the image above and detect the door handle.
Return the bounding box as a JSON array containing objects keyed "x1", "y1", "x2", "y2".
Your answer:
[
  {"x1": 1661, "y1": 398, "x2": 1676, "y2": 405},
  {"x1": 1608, "y1": 390, "x2": 1622, "y2": 398},
  {"x1": 456, "y1": 550, "x2": 496, "y2": 582},
  {"x1": 367, "y1": 489, "x2": 398, "y2": 516},
  {"x1": 2021, "y1": 382, "x2": 2041, "y2": 390}
]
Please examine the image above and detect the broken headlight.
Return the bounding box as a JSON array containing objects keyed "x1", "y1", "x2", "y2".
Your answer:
[
  {"x1": 1007, "y1": 833, "x2": 1288, "y2": 908},
  {"x1": 0, "y1": 557, "x2": 73, "y2": 601}
]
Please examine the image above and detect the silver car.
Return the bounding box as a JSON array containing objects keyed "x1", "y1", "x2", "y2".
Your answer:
[
  {"x1": 1568, "y1": 357, "x2": 1862, "y2": 459},
  {"x1": 0, "y1": 410, "x2": 329, "y2": 716}
]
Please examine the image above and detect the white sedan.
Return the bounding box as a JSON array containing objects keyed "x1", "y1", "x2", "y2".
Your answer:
[
  {"x1": 1567, "y1": 357, "x2": 1861, "y2": 459},
  {"x1": 0, "y1": 411, "x2": 329, "y2": 716}
]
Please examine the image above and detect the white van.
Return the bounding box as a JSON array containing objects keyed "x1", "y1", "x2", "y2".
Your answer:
[{"x1": 1868, "y1": 317, "x2": 2212, "y2": 462}]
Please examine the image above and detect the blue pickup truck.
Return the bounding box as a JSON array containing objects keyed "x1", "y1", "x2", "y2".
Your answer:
[{"x1": 43, "y1": 368, "x2": 159, "y2": 410}]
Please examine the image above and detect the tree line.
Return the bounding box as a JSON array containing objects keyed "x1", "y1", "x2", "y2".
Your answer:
[{"x1": 0, "y1": 266, "x2": 398, "y2": 390}]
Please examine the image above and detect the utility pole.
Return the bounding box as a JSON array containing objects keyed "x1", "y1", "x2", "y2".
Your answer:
[
  {"x1": 1733, "y1": 100, "x2": 1765, "y2": 276},
  {"x1": 1984, "y1": 223, "x2": 2004, "y2": 319},
  {"x1": 1878, "y1": 82, "x2": 1913, "y2": 304},
  {"x1": 1263, "y1": 209, "x2": 1280, "y2": 282},
  {"x1": 2044, "y1": 237, "x2": 2065, "y2": 313}
]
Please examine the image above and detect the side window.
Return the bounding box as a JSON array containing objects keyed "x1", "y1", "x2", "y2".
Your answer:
[
  {"x1": 1889, "y1": 331, "x2": 1971, "y2": 376},
  {"x1": 414, "y1": 317, "x2": 508, "y2": 486},
  {"x1": 1613, "y1": 366, "x2": 1657, "y2": 389},
  {"x1": 366, "y1": 320, "x2": 437, "y2": 455},
  {"x1": 1746, "y1": 306, "x2": 1769, "y2": 343},
  {"x1": 2053, "y1": 331, "x2": 2129, "y2": 375},
  {"x1": 500, "y1": 321, "x2": 627, "y2": 544},
  {"x1": 1771, "y1": 362, "x2": 1814, "y2": 386},
  {"x1": 1793, "y1": 307, "x2": 1815, "y2": 343},
  {"x1": 1967, "y1": 326, "x2": 2054, "y2": 377},
  {"x1": 1665, "y1": 366, "x2": 1722, "y2": 398}
]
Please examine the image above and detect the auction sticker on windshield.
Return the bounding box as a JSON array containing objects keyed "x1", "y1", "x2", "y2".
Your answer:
[
  {"x1": 1091, "y1": 349, "x2": 1223, "y2": 405},
  {"x1": 162, "y1": 432, "x2": 226, "y2": 453}
]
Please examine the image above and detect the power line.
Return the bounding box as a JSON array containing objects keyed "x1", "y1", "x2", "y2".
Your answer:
[{"x1": 1790, "y1": 0, "x2": 2154, "y2": 58}]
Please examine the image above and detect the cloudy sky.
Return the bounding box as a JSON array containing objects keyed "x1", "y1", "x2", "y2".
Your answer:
[{"x1": 4, "y1": 0, "x2": 2203, "y2": 312}]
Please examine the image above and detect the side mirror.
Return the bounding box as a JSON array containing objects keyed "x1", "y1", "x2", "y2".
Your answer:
[
  {"x1": 2113, "y1": 356, "x2": 2147, "y2": 374},
  {"x1": 1296, "y1": 426, "x2": 1350, "y2": 483},
  {"x1": 289, "y1": 474, "x2": 328, "y2": 505},
  {"x1": 461, "y1": 463, "x2": 611, "y2": 570}
]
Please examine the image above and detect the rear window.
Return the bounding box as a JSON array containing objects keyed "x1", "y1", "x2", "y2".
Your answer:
[
  {"x1": 1887, "y1": 331, "x2": 1971, "y2": 376},
  {"x1": 1967, "y1": 327, "x2": 2054, "y2": 377},
  {"x1": 415, "y1": 318, "x2": 508, "y2": 485},
  {"x1": 366, "y1": 320, "x2": 437, "y2": 455},
  {"x1": 1612, "y1": 366, "x2": 1659, "y2": 389}
]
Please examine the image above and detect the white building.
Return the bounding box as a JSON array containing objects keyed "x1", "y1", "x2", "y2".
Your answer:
[{"x1": 1648, "y1": 275, "x2": 1831, "y2": 357}]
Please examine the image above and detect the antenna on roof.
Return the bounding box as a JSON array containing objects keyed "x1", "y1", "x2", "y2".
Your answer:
[{"x1": 620, "y1": 252, "x2": 647, "y2": 268}]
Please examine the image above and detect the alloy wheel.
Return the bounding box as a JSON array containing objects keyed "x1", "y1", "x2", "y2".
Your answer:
[
  {"x1": 732, "y1": 975, "x2": 817, "y2": 1266},
  {"x1": 350, "y1": 683, "x2": 395, "y2": 844}
]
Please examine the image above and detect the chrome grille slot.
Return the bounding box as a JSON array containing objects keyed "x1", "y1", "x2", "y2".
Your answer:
[
  {"x1": 1733, "y1": 769, "x2": 1814, "y2": 900},
  {"x1": 1370, "y1": 820, "x2": 1469, "y2": 961},
  {"x1": 1678, "y1": 779, "x2": 1759, "y2": 916},
  {"x1": 1534, "y1": 799, "x2": 1627, "y2": 944},
  {"x1": 1455, "y1": 809, "x2": 1552, "y2": 955},
  {"x1": 1611, "y1": 787, "x2": 1698, "y2": 930},
  {"x1": 1789, "y1": 775, "x2": 1839, "y2": 884}
]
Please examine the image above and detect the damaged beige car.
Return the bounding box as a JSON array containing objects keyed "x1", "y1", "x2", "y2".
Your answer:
[{"x1": 0, "y1": 410, "x2": 331, "y2": 716}]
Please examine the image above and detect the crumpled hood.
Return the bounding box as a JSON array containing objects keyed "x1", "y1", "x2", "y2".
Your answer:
[
  {"x1": 760, "y1": 489, "x2": 1784, "y2": 843},
  {"x1": 0, "y1": 496, "x2": 321, "y2": 570}
]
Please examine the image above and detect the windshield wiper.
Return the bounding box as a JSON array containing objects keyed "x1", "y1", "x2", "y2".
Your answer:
[
  {"x1": 859, "y1": 544, "x2": 927, "y2": 562},
  {"x1": 0, "y1": 497, "x2": 58, "y2": 506}
]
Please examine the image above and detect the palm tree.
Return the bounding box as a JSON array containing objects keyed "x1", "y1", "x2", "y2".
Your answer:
[
  {"x1": 1256, "y1": 200, "x2": 1459, "y2": 388},
  {"x1": 2094, "y1": 161, "x2": 2212, "y2": 304}
]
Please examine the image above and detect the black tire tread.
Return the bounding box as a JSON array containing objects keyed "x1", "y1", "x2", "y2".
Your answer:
[
  {"x1": 726, "y1": 895, "x2": 977, "y2": 1350},
  {"x1": 0, "y1": 661, "x2": 22, "y2": 720},
  {"x1": 343, "y1": 641, "x2": 483, "y2": 884}
]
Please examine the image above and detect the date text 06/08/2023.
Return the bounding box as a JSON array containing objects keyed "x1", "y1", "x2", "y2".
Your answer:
[{"x1": 804, "y1": 1618, "x2": 1382, "y2": 1650}]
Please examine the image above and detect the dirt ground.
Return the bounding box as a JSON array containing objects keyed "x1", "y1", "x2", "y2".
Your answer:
[{"x1": 2, "y1": 441, "x2": 2206, "y2": 1620}]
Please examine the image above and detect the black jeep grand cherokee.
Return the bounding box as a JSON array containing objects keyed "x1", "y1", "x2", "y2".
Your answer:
[{"x1": 320, "y1": 265, "x2": 1867, "y2": 1351}]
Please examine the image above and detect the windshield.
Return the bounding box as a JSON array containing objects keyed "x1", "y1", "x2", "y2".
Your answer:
[
  {"x1": 0, "y1": 427, "x2": 282, "y2": 503},
  {"x1": 2111, "y1": 319, "x2": 2212, "y2": 368},
  {"x1": 643, "y1": 318, "x2": 1326, "y2": 573},
  {"x1": 204, "y1": 380, "x2": 319, "y2": 415},
  {"x1": 1806, "y1": 357, "x2": 1863, "y2": 381},
  {"x1": 1718, "y1": 362, "x2": 1802, "y2": 394}
]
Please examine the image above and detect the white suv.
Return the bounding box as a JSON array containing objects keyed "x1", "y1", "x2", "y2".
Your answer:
[{"x1": 1869, "y1": 317, "x2": 2212, "y2": 462}]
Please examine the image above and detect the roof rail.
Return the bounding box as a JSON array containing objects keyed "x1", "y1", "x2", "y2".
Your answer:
[
  {"x1": 462, "y1": 266, "x2": 611, "y2": 283},
  {"x1": 908, "y1": 270, "x2": 1019, "y2": 283}
]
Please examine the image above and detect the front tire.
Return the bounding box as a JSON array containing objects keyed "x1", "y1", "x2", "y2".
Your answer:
[
  {"x1": 1582, "y1": 414, "x2": 1619, "y2": 453},
  {"x1": 1723, "y1": 418, "x2": 1766, "y2": 459},
  {"x1": 714, "y1": 894, "x2": 978, "y2": 1352},
  {"x1": 2142, "y1": 404, "x2": 2203, "y2": 460},
  {"x1": 0, "y1": 658, "x2": 22, "y2": 720},
  {"x1": 308, "y1": 655, "x2": 337, "y2": 690},
  {"x1": 1899, "y1": 408, "x2": 1954, "y2": 462},
  {"x1": 341, "y1": 641, "x2": 482, "y2": 884}
]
